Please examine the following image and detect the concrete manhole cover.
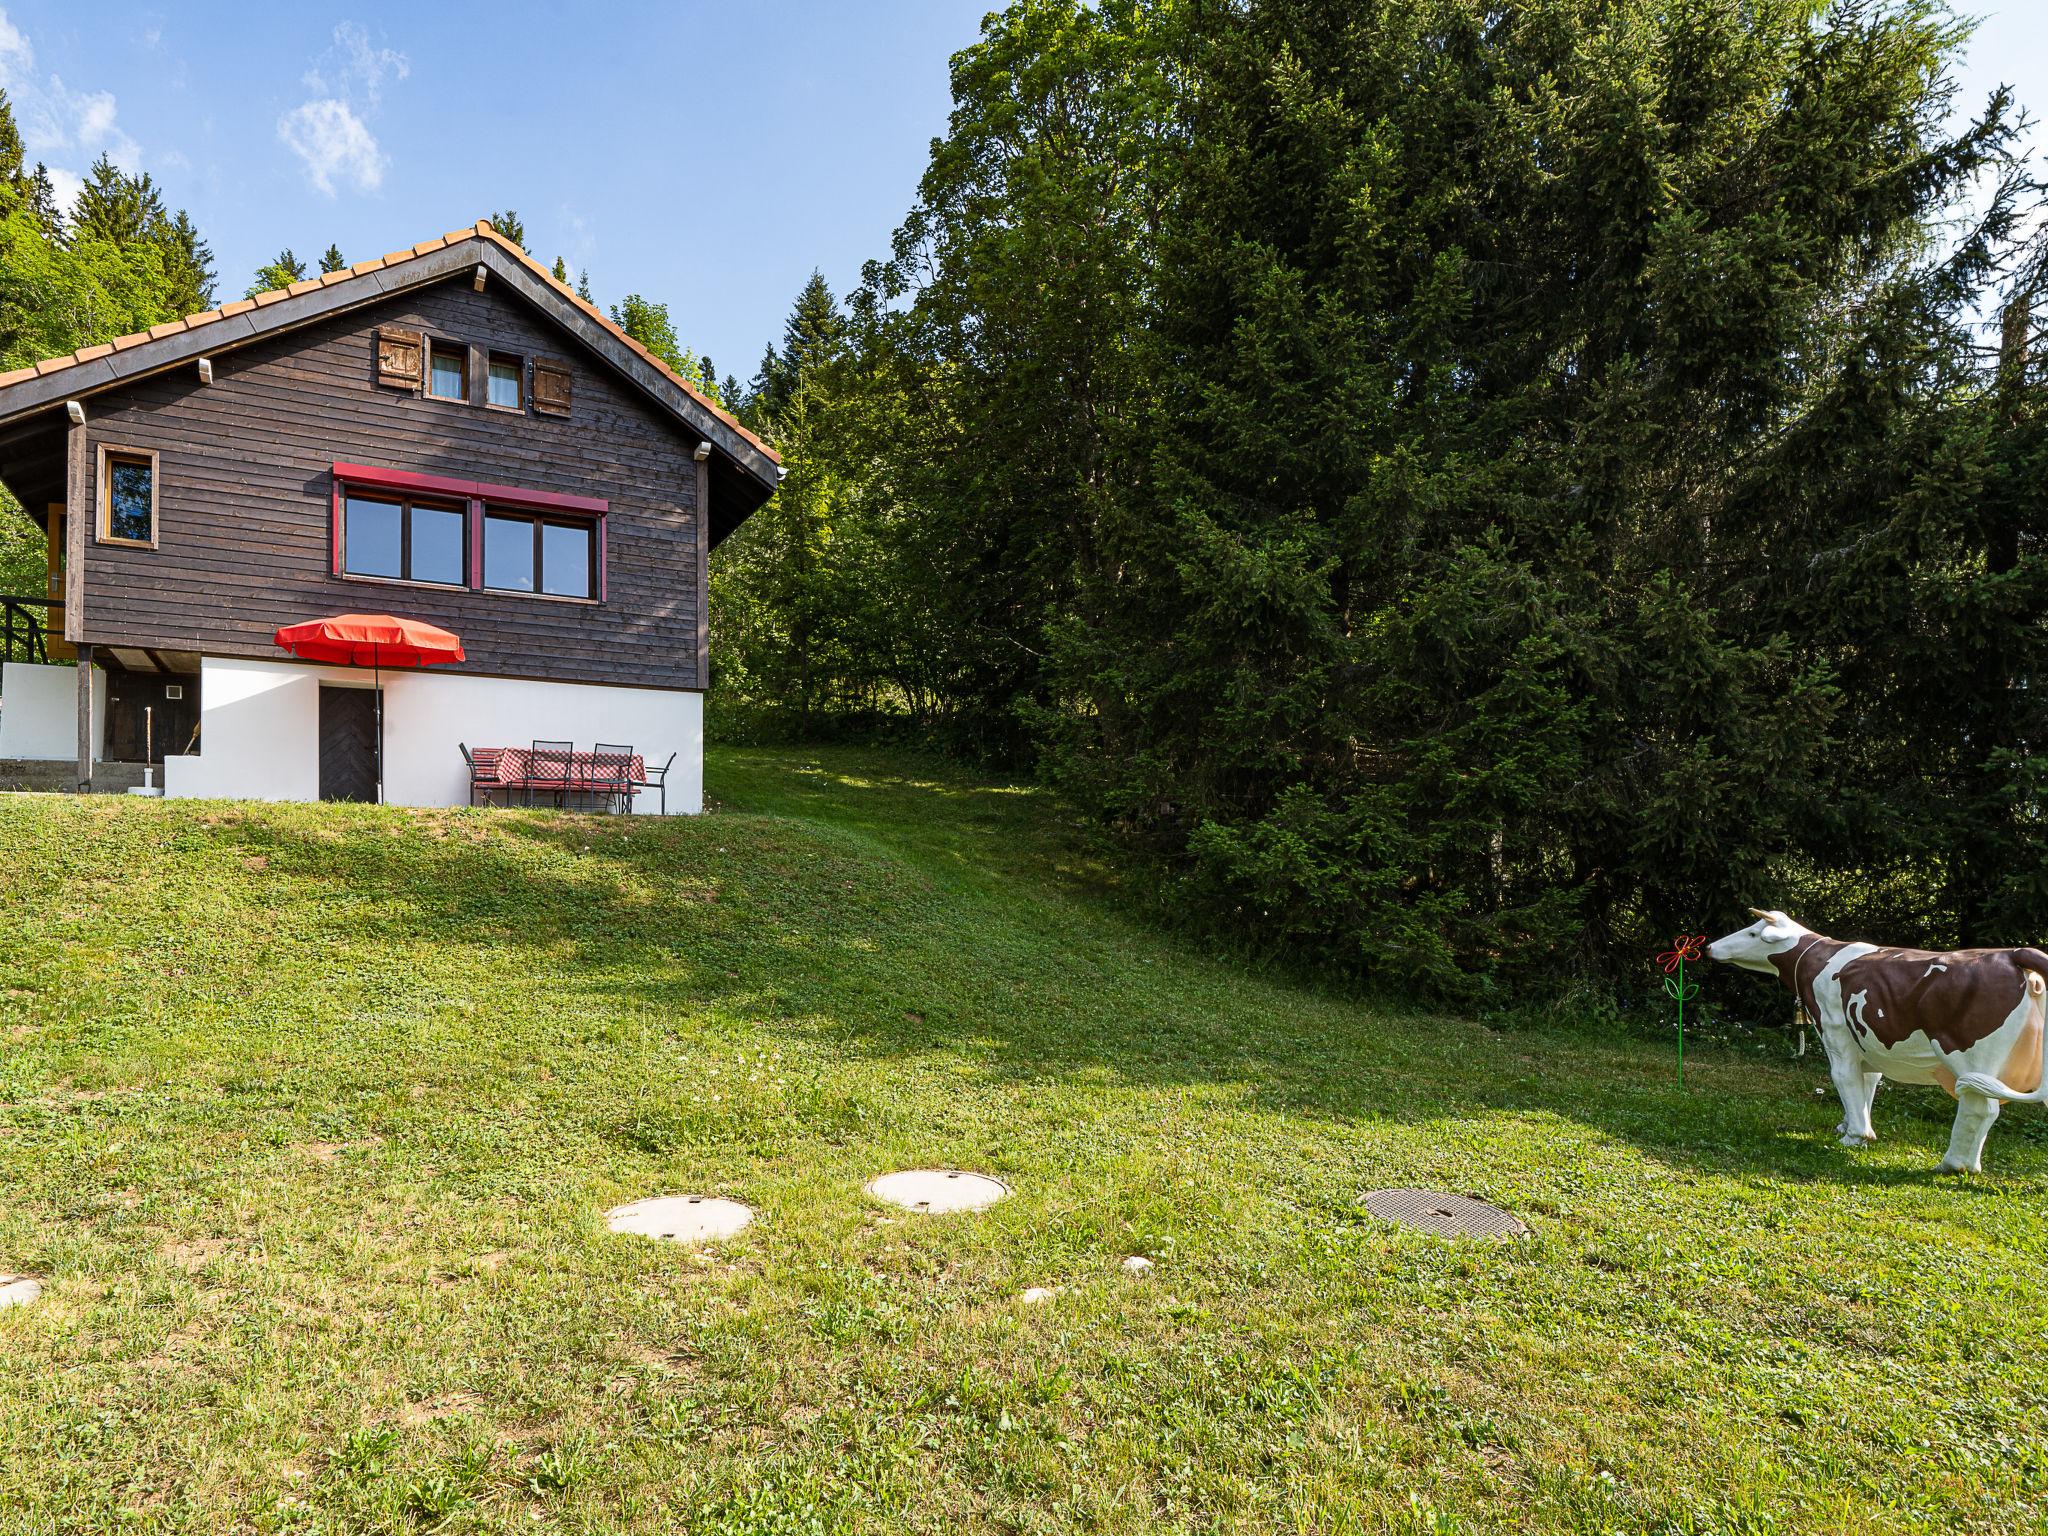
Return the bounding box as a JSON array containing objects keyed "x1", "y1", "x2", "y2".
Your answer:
[
  {"x1": 0, "y1": 1274, "x2": 42, "y2": 1308},
  {"x1": 866, "y1": 1169, "x2": 1009, "y2": 1213},
  {"x1": 606, "y1": 1196, "x2": 754, "y2": 1245},
  {"x1": 1363, "y1": 1188, "x2": 1528, "y2": 1240}
]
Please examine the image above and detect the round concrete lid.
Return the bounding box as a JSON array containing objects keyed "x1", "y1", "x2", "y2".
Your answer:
[
  {"x1": 0, "y1": 1274, "x2": 42, "y2": 1309},
  {"x1": 866, "y1": 1169, "x2": 1009, "y2": 1213},
  {"x1": 1363, "y1": 1188, "x2": 1528, "y2": 1239},
  {"x1": 606, "y1": 1196, "x2": 754, "y2": 1245}
]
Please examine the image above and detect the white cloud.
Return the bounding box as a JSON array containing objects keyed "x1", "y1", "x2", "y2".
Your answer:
[
  {"x1": 280, "y1": 22, "x2": 406, "y2": 196},
  {"x1": 0, "y1": 9, "x2": 165, "y2": 214},
  {"x1": 301, "y1": 22, "x2": 407, "y2": 106},
  {"x1": 278, "y1": 97, "x2": 383, "y2": 196},
  {"x1": 43, "y1": 164, "x2": 81, "y2": 217},
  {"x1": 0, "y1": 9, "x2": 29, "y2": 86}
]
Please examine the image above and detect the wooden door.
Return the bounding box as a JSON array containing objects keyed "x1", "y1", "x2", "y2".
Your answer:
[
  {"x1": 103, "y1": 673, "x2": 198, "y2": 762},
  {"x1": 318, "y1": 685, "x2": 381, "y2": 803}
]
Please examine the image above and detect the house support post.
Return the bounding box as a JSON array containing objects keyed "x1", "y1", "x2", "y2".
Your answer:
[
  {"x1": 694, "y1": 443, "x2": 711, "y2": 688},
  {"x1": 75, "y1": 642, "x2": 94, "y2": 793}
]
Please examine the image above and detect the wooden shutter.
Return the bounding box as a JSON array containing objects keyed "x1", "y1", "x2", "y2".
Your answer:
[
  {"x1": 376, "y1": 326, "x2": 423, "y2": 390},
  {"x1": 532, "y1": 355, "x2": 573, "y2": 416}
]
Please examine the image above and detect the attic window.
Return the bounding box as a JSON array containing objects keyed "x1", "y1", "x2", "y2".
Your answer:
[
  {"x1": 487, "y1": 353, "x2": 523, "y2": 410},
  {"x1": 426, "y1": 339, "x2": 468, "y2": 402}
]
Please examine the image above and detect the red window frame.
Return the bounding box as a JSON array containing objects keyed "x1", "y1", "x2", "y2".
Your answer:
[{"x1": 330, "y1": 461, "x2": 608, "y2": 601}]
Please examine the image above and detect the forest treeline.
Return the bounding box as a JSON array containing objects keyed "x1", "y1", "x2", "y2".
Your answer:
[
  {"x1": 714, "y1": 0, "x2": 2048, "y2": 1001},
  {"x1": 5, "y1": 0, "x2": 2045, "y2": 1003}
]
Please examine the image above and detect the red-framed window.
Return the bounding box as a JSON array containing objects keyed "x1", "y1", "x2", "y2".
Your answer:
[{"x1": 330, "y1": 461, "x2": 608, "y2": 601}]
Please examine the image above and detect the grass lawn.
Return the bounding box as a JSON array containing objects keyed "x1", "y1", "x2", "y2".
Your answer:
[{"x1": 3, "y1": 746, "x2": 2045, "y2": 1535}]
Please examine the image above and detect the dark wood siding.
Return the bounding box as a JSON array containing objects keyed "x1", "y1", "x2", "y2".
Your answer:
[{"x1": 74, "y1": 278, "x2": 709, "y2": 690}]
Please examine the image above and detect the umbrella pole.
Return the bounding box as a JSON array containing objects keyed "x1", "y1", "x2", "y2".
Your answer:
[{"x1": 374, "y1": 644, "x2": 384, "y2": 805}]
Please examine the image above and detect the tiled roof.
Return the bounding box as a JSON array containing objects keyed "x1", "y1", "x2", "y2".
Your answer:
[{"x1": 0, "y1": 220, "x2": 778, "y2": 466}]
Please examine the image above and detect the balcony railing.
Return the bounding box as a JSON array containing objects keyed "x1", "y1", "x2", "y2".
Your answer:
[{"x1": 0, "y1": 596, "x2": 60, "y2": 666}]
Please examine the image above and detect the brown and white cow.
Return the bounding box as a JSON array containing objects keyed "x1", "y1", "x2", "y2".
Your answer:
[{"x1": 1707, "y1": 909, "x2": 2047, "y2": 1173}]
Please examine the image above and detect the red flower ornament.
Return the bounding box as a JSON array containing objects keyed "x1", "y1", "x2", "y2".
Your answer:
[
  {"x1": 1656, "y1": 935, "x2": 1706, "y2": 974},
  {"x1": 1654, "y1": 934, "x2": 1706, "y2": 1086}
]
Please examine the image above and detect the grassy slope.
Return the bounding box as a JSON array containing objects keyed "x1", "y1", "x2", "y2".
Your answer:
[{"x1": 1, "y1": 746, "x2": 2044, "y2": 1536}]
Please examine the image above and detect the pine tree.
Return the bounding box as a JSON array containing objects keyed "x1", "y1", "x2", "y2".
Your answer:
[
  {"x1": 0, "y1": 89, "x2": 23, "y2": 190},
  {"x1": 161, "y1": 210, "x2": 216, "y2": 313},
  {"x1": 576, "y1": 268, "x2": 593, "y2": 302},
  {"x1": 752, "y1": 270, "x2": 845, "y2": 422},
  {"x1": 319, "y1": 243, "x2": 347, "y2": 274},
  {"x1": 551, "y1": 255, "x2": 570, "y2": 285},
  {"x1": 487, "y1": 209, "x2": 526, "y2": 250},
  {"x1": 69, "y1": 155, "x2": 168, "y2": 244},
  {"x1": 247, "y1": 249, "x2": 309, "y2": 298},
  {"x1": 62, "y1": 155, "x2": 212, "y2": 312},
  {"x1": 23, "y1": 165, "x2": 58, "y2": 227}
]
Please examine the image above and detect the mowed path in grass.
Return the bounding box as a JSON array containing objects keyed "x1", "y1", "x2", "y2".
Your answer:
[{"x1": 1, "y1": 746, "x2": 2044, "y2": 1535}]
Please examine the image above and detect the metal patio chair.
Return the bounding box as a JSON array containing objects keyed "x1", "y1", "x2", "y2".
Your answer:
[
  {"x1": 458, "y1": 743, "x2": 505, "y2": 807},
  {"x1": 591, "y1": 742, "x2": 635, "y2": 815},
  {"x1": 528, "y1": 739, "x2": 574, "y2": 808},
  {"x1": 640, "y1": 751, "x2": 677, "y2": 816}
]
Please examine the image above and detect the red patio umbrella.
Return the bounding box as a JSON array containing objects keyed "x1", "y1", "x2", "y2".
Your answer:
[{"x1": 274, "y1": 614, "x2": 465, "y2": 803}]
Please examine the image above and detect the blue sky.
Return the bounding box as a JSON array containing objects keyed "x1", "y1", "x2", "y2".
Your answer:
[{"x1": 0, "y1": 2, "x2": 2042, "y2": 382}]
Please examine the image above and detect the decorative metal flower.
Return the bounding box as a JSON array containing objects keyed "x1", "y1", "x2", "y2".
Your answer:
[
  {"x1": 1654, "y1": 934, "x2": 1706, "y2": 1086},
  {"x1": 1656, "y1": 935, "x2": 1705, "y2": 974}
]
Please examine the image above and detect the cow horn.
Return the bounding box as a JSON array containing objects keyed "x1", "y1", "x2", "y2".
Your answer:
[{"x1": 1747, "y1": 907, "x2": 1769, "y2": 918}]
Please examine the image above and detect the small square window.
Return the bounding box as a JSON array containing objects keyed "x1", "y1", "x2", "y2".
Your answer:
[
  {"x1": 487, "y1": 353, "x2": 522, "y2": 410},
  {"x1": 100, "y1": 450, "x2": 156, "y2": 546},
  {"x1": 427, "y1": 340, "x2": 468, "y2": 401}
]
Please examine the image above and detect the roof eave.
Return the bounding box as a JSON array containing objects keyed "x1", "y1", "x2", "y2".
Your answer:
[{"x1": 0, "y1": 226, "x2": 781, "y2": 502}]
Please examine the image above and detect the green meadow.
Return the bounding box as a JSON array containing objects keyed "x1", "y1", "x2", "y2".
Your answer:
[{"x1": 2, "y1": 748, "x2": 2043, "y2": 1534}]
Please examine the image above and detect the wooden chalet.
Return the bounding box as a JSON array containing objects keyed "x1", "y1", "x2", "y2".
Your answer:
[{"x1": 0, "y1": 220, "x2": 779, "y2": 811}]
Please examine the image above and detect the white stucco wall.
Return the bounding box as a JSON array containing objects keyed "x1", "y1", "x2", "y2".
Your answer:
[
  {"x1": 162, "y1": 656, "x2": 703, "y2": 814},
  {"x1": 0, "y1": 661, "x2": 108, "y2": 762}
]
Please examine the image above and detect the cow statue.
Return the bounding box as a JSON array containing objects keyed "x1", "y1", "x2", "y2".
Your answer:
[{"x1": 1707, "y1": 909, "x2": 2047, "y2": 1173}]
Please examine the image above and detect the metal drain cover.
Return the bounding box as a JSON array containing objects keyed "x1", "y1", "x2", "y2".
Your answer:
[
  {"x1": 606, "y1": 1196, "x2": 754, "y2": 1245},
  {"x1": 0, "y1": 1274, "x2": 42, "y2": 1308},
  {"x1": 866, "y1": 1169, "x2": 1009, "y2": 1213},
  {"x1": 1364, "y1": 1188, "x2": 1528, "y2": 1240}
]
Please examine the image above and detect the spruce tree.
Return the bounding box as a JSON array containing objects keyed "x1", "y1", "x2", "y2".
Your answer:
[
  {"x1": 753, "y1": 271, "x2": 845, "y2": 422},
  {"x1": 487, "y1": 209, "x2": 525, "y2": 249},
  {"x1": 551, "y1": 255, "x2": 570, "y2": 285},
  {"x1": 319, "y1": 243, "x2": 347, "y2": 274},
  {"x1": 161, "y1": 211, "x2": 216, "y2": 312},
  {"x1": 23, "y1": 165, "x2": 59, "y2": 228},
  {"x1": 0, "y1": 89, "x2": 23, "y2": 191},
  {"x1": 69, "y1": 155, "x2": 167, "y2": 244}
]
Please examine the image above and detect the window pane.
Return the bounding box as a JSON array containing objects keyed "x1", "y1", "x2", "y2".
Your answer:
[
  {"x1": 411, "y1": 503, "x2": 465, "y2": 585},
  {"x1": 484, "y1": 514, "x2": 534, "y2": 591},
  {"x1": 488, "y1": 357, "x2": 521, "y2": 409},
  {"x1": 106, "y1": 458, "x2": 153, "y2": 542},
  {"x1": 428, "y1": 344, "x2": 466, "y2": 400},
  {"x1": 541, "y1": 522, "x2": 593, "y2": 598},
  {"x1": 344, "y1": 495, "x2": 402, "y2": 578}
]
